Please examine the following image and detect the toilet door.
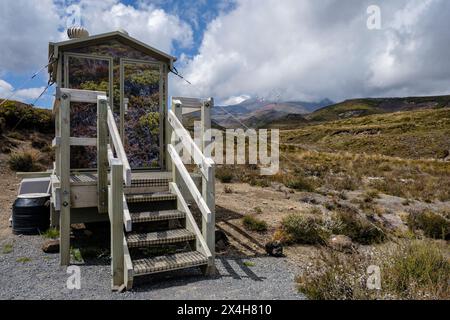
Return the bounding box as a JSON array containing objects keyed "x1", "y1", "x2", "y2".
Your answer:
[{"x1": 121, "y1": 59, "x2": 163, "y2": 170}]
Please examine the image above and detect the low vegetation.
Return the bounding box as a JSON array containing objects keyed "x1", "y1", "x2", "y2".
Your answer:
[
  {"x1": 2, "y1": 243, "x2": 13, "y2": 254},
  {"x1": 281, "y1": 214, "x2": 328, "y2": 245},
  {"x1": 216, "y1": 166, "x2": 234, "y2": 183},
  {"x1": 8, "y1": 148, "x2": 42, "y2": 172},
  {"x1": 0, "y1": 100, "x2": 53, "y2": 133},
  {"x1": 407, "y1": 210, "x2": 450, "y2": 240},
  {"x1": 242, "y1": 215, "x2": 268, "y2": 232},
  {"x1": 297, "y1": 240, "x2": 449, "y2": 300},
  {"x1": 42, "y1": 228, "x2": 60, "y2": 239},
  {"x1": 16, "y1": 257, "x2": 32, "y2": 263}
]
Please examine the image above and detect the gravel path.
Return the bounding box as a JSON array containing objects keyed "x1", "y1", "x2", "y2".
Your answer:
[{"x1": 0, "y1": 235, "x2": 304, "y2": 300}]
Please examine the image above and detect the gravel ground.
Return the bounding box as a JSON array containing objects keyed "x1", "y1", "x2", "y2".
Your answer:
[{"x1": 0, "y1": 235, "x2": 304, "y2": 300}]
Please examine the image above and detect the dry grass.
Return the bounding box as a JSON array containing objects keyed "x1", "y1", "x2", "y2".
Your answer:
[
  {"x1": 242, "y1": 215, "x2": 268, "y2": 232},
  {"x1": 8, "y1": 147, "x2": 43, "y2": 172},
  {"x1": 407, "y1": 210, "x2": 450, "y2": 240},
  {"x1": 297, "y1": 240, "x2": 450, "y2": 300}
]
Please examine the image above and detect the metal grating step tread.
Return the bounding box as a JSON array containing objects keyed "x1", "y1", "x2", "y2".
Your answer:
[
  {"x1": 127, "y1": 229, "x2": 195, "y2": 248},
  {"x1": 126, "y1": 192, "x2": 177, "y2": 203},
  {"x1": 133, "y1": 251, "x2": 208, "y2": 276},
  {"x1": 131, "y1": 210, "x2": 185, "y2": 223}
]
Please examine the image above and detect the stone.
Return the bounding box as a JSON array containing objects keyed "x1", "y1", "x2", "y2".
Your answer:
[
  {"x1": 265, "y1": 241, "x2": 283, "y2": 257},
  {"x1": 328, "y1": 235, "x2": 354, "y2": 253},
  {"x1": 42, "y1": 239, "x2": 60, "y2": 254},
  {"x1": 215, "y1": 230, "x2": 229, "y2": 252}
]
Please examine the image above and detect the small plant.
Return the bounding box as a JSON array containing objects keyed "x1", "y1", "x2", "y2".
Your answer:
[
  {"x1": 42, "y1": 228, "x2": 59, "y2": 239},
  {"x1": 243, "y1": 261, "x2": 255, "y2": 267},
  {"x1": 16, "y1": 257, "x2": 32, "y2": 263},
  {"x1": 71, "y1": 248, "x2": 83, "y2": 262},
  {"x1": 216, "y1": 167, "x2": 234, "y2": 183},
  {"x1": 8, "y1": 148, "x2": 41, "y2": 172},
  {"x1": 363, "y1": 189, "x2": 380, "y2": 202},
  {"x1": 2, "y1": 243, "x2": 13, "y2": 254},
  {"x1": 281, "y1": 214, "x2": 329, "y2": 245},
  {"x1": 242, "y1": 215, "x2": 268, "y2": 232},
  {"x1": 331, "y1": 207, "x2": 386, "y2": 245},
  {"x1": 224, "y1": 186, "x2": 233, "y2": 194},
  {"x1": 407, "y1": 210, "x2": 450, "y2": 240},
  {"x1": 8, "y1": 132, "x2": 25, "y2": 140},
  {"x1": 254, "y1": 207, "x2": 263, "y2": 214},
  {"x1": 285, "y1": 176, "x2": 315, "y2": 192}
]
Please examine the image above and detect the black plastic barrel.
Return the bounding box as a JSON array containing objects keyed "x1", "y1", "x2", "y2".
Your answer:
[{"x1": 13, "y1": 193, "x2": 50, "y2": 235}]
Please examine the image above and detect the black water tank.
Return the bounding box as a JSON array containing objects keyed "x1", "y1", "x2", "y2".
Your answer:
[{"x1": 13, "y1": 193, "x2": 50, "y2": 235}]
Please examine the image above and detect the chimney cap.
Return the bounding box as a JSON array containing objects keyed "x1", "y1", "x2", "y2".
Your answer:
[{"x1": 67, "y1": 26, "x2": 90, "y2": 39}]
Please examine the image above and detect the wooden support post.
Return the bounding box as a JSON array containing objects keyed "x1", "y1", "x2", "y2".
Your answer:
[
  {"x1": 97, "y1": 96, "x2": 108, "y2": 214},
  {"x1": 171, "y1": 102, "x2": 182, "y2": 185},
  {"x1": 110, "y1": 160, "x2": 124, "y2": 289},
  {"x1": 59, "y1": 93, "x2": 71, "y2": 266},
  {"x1": 201, "y1": 98, "x2": 216, "y2": 274}
]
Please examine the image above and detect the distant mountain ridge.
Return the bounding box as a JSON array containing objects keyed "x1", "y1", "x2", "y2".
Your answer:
[{"x1": 203, "y1": 97, "x2": 334, "y2": 128}]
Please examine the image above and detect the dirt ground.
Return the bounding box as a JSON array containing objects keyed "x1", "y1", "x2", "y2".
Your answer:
[{"x1": 0, "y1": 154, "x2": 21, "y2": 239}]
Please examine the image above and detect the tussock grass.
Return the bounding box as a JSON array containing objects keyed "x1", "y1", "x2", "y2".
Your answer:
[
  {"x1": 216, "y1": 167, "x2": 234, "y2": 183},
  {"x1": 407, "y1": 210, "x2": 450, "y2": 240},
  {"x1": 2, "y1": 243, "x2": 13, "y2": 254},
  {"x1": 8, "y1": 147, "x2": 42, "y2": 172},
  {"x1": 297, "y1": 240, "x2": 450, "y2": 300},
  {"x1": 42, "y1": 228, "x2": 60, "y2": 239},
  {"x1": 242, "y1": 215, "x2": 268, "y2": 232}
]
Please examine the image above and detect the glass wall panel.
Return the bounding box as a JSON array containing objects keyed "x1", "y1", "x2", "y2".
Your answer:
[
  {"x1": 66, "y1": 55, "x2": 110, "y2": 169},
  {"x1": 123, "y1": 61, "x2": 161, "y2": 169}
]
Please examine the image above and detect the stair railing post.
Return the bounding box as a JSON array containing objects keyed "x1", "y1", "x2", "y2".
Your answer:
[
  {"x1": 171, "y1": 101, "x2": 183, "y2": 185},
  {"x1": 201, "y1": 98, "x2": 216, "y2": 272},
  {"x1": 97, "y1": 96, "x2": 108, "y2": 214},
  {"x1": 59, "y1": 92, "x2": 71, "y2": 266},
  {"x1": 110, "y1": 160, "x2": 124, "y2": 289}
]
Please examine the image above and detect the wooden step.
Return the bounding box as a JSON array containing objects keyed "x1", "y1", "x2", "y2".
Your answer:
[
  {"x1": 133, "y1": 251, "x2": 208, "y2": 276},
  {"x1": 131, "y1": 210, "x2": 185, "y2": 223},
  {"x1": 127, "y1": 229, "x2": 195, "y2": 248},
  {"x1": 126, "y1": 192, "x2": 177, "y2": 204}
]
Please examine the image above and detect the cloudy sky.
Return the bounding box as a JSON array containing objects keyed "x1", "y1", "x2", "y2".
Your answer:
[{"x1": 0, "y1": 0, "x2": 450, "y2": 107}]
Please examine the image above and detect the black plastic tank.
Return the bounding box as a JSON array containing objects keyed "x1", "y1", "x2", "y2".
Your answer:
[{"x1": 13, "y1": 193, "x2": 50, "y2": 235}]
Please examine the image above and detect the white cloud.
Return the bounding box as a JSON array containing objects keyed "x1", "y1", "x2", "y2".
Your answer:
[
  {"x1": 0, "y1": 79, "x2": 14, "y2": 97},
  {"x1": 0, "y1": 78, "x2": 47, "y2": 103},
  {"x1": 174, "y1": 0, "x2": 450, "y2": 102},
  {"x1": 0, "y1": 0, "x2": 193, "y2": 76},
  {"x1": 222, "y1": 95, "x2": 251, "y2": 106},
  {"x1": 65, "y1": 0, "x2": 193, "y2": 53}
]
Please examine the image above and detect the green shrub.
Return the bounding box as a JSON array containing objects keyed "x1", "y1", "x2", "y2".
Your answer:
[
  {"x1": 332, "y1": 207, "x2": 386, "y2": 244},
  {"x1": 0, "y1": 101, "x2": 53, "y2": 133},
  {"x1": 297, "y1": 240, "x2": 449, "y2": 300},
  {"x1": 216, "y1": 167, "x2": 234, "y2": 183},
  {"x1": 285, "y1": 176, "x2": 315, "y2": 192},
  {"x1": 242, "y1": 215, "x2": 268, "y2": 232},
  {"x1": 42, "y1": 228, "x2": 59, "y2": 239},
  {"x1": 8, "y1": 150, "x2": 38, "y2": 172},
  {"x1": 281, "y1": 214, "x2": 329, "y2": 245},
  {"x1": 407, "y1": 210, "x2": 450, "y2": 240}
]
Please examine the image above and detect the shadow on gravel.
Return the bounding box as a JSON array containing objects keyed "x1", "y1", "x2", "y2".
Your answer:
[{"x1": 131, "y1": 256, "x2": 267, "y2": 292}]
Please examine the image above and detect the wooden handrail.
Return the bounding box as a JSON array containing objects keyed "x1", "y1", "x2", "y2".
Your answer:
[
  {"x1": 106, "y1": 105, "x2": 131, "y2": 186},
  {"x1": 168, "y1": 110, "x2": 214, "y2": 180},
  {"x1": 168, "y1": 144, "x2": 212, "y2": 223}
]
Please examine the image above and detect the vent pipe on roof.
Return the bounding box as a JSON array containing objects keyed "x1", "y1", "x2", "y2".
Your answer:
[{"x1": 67, "y1": 26, "x2": 90, "y2": 39}]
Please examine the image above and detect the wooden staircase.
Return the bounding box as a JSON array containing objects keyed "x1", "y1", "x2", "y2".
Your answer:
[{"x1": 121, "y1": 174, "x2": 210, "y2": 288}]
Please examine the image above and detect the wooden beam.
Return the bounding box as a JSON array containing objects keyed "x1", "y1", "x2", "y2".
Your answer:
[
  {"x1": 168, "y1": 110, "x2": 214, "y2": 180},
  {"x1": 53, "y1": 137, "x2": 97, "y2": 147},
  {"x1": 58, "y1": 88, "x2": 106, "y2": 104},
  {"x1": 107, "y1": 106, "x2": 131, "y2": 186},
  {"x1": 16, "y1": 171, "x2": 52, "y2": 178},
  {"x1": 170, "y1": 182, "x2": 212, "y2": 261},
  {"x1": 97, "y1": 96, "x2": 108, "y2": 214},
  {"x1": 123, "y1": 194, "x2": 132, "y2": 232},
  {"x1": 172, "y1": 97, "x2": 204, "y2": 108},
  {"x1": 201, "y1": 98, "x2": 216, "y2": 271},
  {"x1": 59, "y1": 92, "x2": 71, "y2": 266},
  {"x1": 109, "y1": 159, "x2": 124, "y2": 289},
  {"x1": 123, "y1": 237, "x2": 133, "y2": 290},
  {"x1": 168, "y1": 144, "x2": 211, "y2": 224}
]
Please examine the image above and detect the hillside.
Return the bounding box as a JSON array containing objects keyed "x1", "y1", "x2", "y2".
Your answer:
[
  {"x1": 282, "y1": 107, "x2": 450, "y2": 160},
  {"x1": 307, "y1": 95, "x2": 450, "y2": 122},
  {"x1": 200, "y1": 97, "x2": 333, "y2": 128}
]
